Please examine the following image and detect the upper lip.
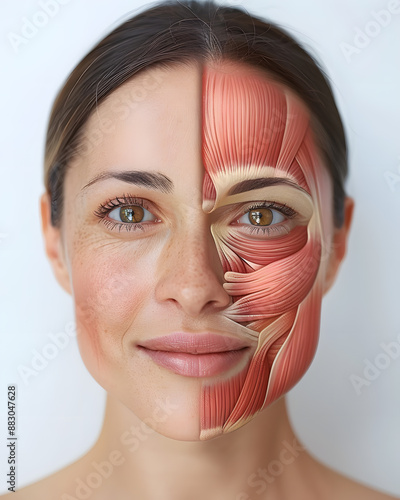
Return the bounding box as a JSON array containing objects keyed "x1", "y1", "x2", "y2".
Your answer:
[{"x1": 138, "y1": 332, "x2": 250, "y2": 354}]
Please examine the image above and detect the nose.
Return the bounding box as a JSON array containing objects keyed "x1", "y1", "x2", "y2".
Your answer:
[{"x1": 155, "y1": 222, "x2": 232, "y2": 317}]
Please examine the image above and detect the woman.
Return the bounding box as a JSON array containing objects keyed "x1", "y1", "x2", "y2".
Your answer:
[{"x1": 4, "y1": 0, "x2": 397, "y2": 498}]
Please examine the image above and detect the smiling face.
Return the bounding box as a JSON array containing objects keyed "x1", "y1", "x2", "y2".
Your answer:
[{"x1": 42, "y1": 60, "x2": 340, "y2": 441}]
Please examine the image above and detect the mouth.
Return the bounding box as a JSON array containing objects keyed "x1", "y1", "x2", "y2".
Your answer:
[{"x1": 137, "y1": 332, "x2": 252, "y2": 378}]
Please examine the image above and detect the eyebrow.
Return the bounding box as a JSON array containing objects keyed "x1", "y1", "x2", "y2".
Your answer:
[
  {"x1": 227, "y1": 177, "x2": 303, "y2": 195},
  {"x1": 81, "y1": 170, "x2": 174, "y2": 193}
]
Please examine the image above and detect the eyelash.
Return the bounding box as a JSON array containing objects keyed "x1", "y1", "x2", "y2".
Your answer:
[
  {"x1": 234, "y1": 201, "x2": 297, "y2": 237},
  {"x1": 93, "y1": 196, "x2": 297, "y2": 235},
  {"x1": 93, "y1": 194, "x2": 158, "y2": 233}
]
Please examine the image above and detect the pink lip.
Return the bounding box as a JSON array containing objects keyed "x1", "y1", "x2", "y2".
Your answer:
[{"x1": 137, "y1": 332, "x2": 251, "y2": 377}]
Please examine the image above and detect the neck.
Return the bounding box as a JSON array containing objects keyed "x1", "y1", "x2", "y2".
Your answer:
[{"x1": 86, "y1": 394, "x2": 320, "y2": 500}]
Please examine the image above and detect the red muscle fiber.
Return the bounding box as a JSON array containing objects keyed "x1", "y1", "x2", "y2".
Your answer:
[{"x1": 199, "y1": 63, "x2": 327, "y2": 439}]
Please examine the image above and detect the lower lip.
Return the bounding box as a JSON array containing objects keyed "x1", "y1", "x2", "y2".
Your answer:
[{"x1": 138, "y1": 347, "x2": 250, "y2": 377}]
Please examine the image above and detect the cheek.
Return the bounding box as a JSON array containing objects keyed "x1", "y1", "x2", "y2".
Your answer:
[
  {"x1": 68, "y1": 237, "x2": 152, "y2": 382},
  {"x1": 200, "y1": 223, "x2": 323, "y2": 438}
]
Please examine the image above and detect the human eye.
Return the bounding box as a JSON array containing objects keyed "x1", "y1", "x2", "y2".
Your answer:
[
  {"x1": 230, "y1": 201, "x2": 297, "y2": 238},
  {"x1": 93, "y1": 193, "x2": 161, "y2": 233}
]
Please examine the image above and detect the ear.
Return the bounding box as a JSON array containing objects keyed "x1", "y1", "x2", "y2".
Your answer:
[
  {"x1": 323, "y1": 196, "x2": 354, "y2": 295},
  {"x1": 40, "y1": 192, "x2": 72, "y2": 295}
]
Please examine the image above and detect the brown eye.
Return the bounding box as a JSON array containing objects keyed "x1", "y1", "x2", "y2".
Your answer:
[
  {"x1": 119, "y1": 205, "x2": 145, "y2": 223},
  {"x1": 248, "y1": 208, "x2": 273, "y2": 226},
  {"x1": 236, "y1": 206, "x2": 286, "y2": 227},
  {"x1": 108, "y1": 204, "x2": 158, "y2": 224}
]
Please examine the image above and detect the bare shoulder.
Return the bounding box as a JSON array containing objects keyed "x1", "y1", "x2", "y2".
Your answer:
[
  {"x1": 0, "y1": 450, "x2": 105, "y2": 500},
  {"x1": 0, "y1": 463, "x2": 79, "y2": 500},
  {"x1": 319, "y1": 463, "x2": 399, "y2": 500}
]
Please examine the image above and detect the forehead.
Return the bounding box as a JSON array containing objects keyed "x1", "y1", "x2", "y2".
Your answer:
[
  {"x1": 75, "y1": 60, "x2": 318, "y2": 199},
  {"x1": 201, "y1": 60, "x2": 317, "y2": 207}
]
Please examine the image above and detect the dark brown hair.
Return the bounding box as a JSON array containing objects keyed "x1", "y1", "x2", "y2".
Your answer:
[{"x1": 44, "y1": 0, "x2": 348, "y2": 227}]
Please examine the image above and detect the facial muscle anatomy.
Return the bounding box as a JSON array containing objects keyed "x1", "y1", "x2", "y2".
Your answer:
[{"x1": 200, "y1": 63, "x2": 328, "y2": 439}]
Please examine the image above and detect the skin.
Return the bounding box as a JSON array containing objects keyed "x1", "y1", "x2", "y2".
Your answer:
[{"x1": 3, "y1": 61, "x2": 397, "y2": 500}]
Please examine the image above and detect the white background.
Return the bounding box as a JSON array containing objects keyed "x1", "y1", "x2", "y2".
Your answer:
[{"x1": 1, "y1": 0, "x2": 399, "y2": 496}]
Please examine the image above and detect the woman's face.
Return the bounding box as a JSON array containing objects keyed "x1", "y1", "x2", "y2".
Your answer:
[{"x1": 45, "y1": 60, "x2": 343, "y2": 441}]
